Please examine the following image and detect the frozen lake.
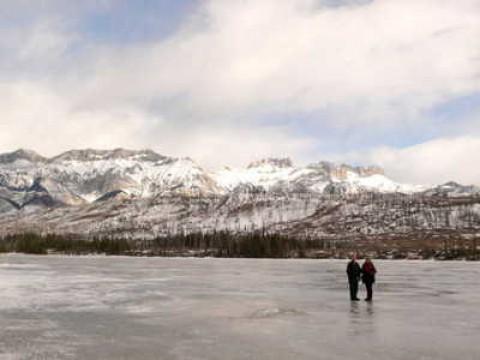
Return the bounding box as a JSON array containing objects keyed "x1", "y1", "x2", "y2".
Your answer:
[{"x1": 0, "y1": 255, "x2": 479, "y2": 360}]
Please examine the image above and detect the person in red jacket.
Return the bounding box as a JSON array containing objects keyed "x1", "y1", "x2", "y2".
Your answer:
[{"x1": 361, "y1": 258, "x2": 377, "y2": 301}]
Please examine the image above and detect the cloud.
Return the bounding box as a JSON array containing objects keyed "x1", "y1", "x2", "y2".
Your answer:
[
  {"x1": 76, "y1": 0, "x2": 480, "y2": 118},
  {"x1": 0, "y1": 82, "x2": 161, "y2": 155},
  {"x1": 0, "y1": 82, "x2": 315, "y2": 168},
  {"x1": 0, "y1": 0, "x2": 479, "y2": 178},
  {"x1": 341, "y1": 136, "x2": 480, "y2": 185},
  {"x1": 18, "y1": 22, "x2": 74, "y2": 62},
  {"x1": 152, "y1": 125, "x2": 317, "y2": 169}
]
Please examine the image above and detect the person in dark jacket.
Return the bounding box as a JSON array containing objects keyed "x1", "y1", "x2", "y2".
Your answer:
[
  {"x1": 346, "y1": 255, "x2": 361, "y2": 301},
  {"x1": 361, "y1": 258, "x2": 377, "y2": 301}
]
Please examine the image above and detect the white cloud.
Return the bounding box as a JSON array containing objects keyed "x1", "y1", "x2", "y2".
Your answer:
[
  {"x1": 342, "y1": 136, "x2": 480, "y2": 185},
  {"x1": 18, "y1": 21, "x2": 76, "y2": 62},
  {"x1": 76, "y1": 0, "x2": 480, "y2": 119},
  {"x1": 153, "y1": 125, "x2": 317, "y2": 169},
  {"x1": 0, "y1": 0, "x2": 479, "y2": 180},
  {"x1": 0, "y1": 82, "x2": 162, "y2": 156},
  {"x1": 0, "y1": 82, "x2": 315, "y2": 167}
]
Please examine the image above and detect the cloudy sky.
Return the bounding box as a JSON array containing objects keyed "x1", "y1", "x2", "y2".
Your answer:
[{"x1": 0, "y1": 0, "x2": 479, "y2": 185}]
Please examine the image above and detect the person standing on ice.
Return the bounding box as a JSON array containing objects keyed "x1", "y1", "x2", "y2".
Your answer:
[
  {"x1": 346, "y1": 255, "x2": 361, "y2": 301},
  {"x1": 361, "y1": 258, "x2": 377, "y2": 301}
]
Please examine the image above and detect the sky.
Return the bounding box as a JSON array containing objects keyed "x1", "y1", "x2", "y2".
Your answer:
[{"x1": 0, "y1": 0, "x2": 479, "y2": 185}]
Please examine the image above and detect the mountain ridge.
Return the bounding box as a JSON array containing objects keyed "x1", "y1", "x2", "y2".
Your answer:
[
  {"x1": 0, "y1": 147, "x2": 475, "y2": 205},
  {"x1": 1, "y1": 148, "x2": 389, "y2": 173},
  {"x1": 1, "y1": 147, "x2": 480, "y2": 239}
]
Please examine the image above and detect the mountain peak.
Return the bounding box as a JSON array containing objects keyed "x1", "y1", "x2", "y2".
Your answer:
[
  {"x1": 441, "y1": 181, "x2": 461, "y2": 188},
  {"x1": 354, "y1": 165, "x2": 384, "y2": 177},
  {"x1": 51, "y1": 148, "x2": 166, "y2": 162},
  {"x1": 306, "y1": 161, "x2": 384, "y2": 178},
  {"x1": 0, "y1": 149, "x2": 47, "y2": 164},
  {"x1": 247, "y1": 158, "x2": 293, "y2": 169}
]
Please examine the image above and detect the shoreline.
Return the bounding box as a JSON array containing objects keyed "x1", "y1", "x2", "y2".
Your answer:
[{"x1": 1, "y1": 252, "x2": 478, "y2": 262}]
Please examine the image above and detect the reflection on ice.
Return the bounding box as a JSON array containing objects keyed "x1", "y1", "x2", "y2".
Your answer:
[
  {"x1": 249, "y1": 307, "x2": 304, "y2": 319},
  {"x1": 0, "y1": 255, "x2": 479, "y2": 360}
]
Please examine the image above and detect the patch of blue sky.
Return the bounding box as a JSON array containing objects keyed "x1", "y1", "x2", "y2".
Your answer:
[
  {"x1": 258, "y1": 108, "x2": 425, "y2": 153},
  {"x1": 258, "y1": 92, "x2": 480, "y2": 157},
  {"x1": 428, "y1": 91, "x2": 480, "y2": 122},
  {"x1": 79, "y1": 0, "x2": 198, "y2": 44}
]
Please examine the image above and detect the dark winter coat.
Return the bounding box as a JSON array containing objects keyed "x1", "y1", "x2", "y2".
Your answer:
[
  {"x1": 346, "y1": 260, "x2": 361, "y2": 281},
  {"x1": 361, "y1": 262, "x2": 377, "y2": 284}
]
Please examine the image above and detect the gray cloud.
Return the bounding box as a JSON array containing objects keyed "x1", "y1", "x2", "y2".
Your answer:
[{"x1": 0, "y1": 0, "x2": 479, "y2": 182}]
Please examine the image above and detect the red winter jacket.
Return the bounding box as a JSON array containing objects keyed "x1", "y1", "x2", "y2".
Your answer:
[{"x1": 362, "y1": 262, "x2": 377, "y2": 284}]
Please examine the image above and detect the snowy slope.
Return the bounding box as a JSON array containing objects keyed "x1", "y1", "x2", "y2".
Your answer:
[
  {"x1": 0, "y1": 147, "x2": 441, "y2": 217},
  {"x1": 333, "y1": 171, "x2": 425, "y2": 194},
  {"x1": 48, "y1": 152, "x2": 221, "y2": 200},
  {"x1": 0, "y1": 149, "x2": 221, "y2": 208},
  {"x1": 213, "y1": 158, "x2": 314, "y2": 191},
  {"x1": 422, "y1": 181, "x2": 480, "y2": 197},
  {"x1": 1, "y1": 148, "x2": 479, "y2": 238},
  {"x1": 213, "y1": 158, "x2": 423, "y2": 194}
]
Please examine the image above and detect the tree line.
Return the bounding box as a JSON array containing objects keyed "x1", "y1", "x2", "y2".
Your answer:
[
  {"x1": 0, "y1": 231, "x2": 328, "y2": 258},
  {"x1": 0, "y1": 231, "x2": 478, "y2": 260}
]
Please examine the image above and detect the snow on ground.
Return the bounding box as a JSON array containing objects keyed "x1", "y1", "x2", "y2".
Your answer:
[{"x1": 0, "y1": 255, "x2": 479, "y2": 360}]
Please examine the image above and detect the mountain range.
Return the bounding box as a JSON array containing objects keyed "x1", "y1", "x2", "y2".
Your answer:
[{"x1": 1, "y1": 148, "x2": 479, "y2": 239}]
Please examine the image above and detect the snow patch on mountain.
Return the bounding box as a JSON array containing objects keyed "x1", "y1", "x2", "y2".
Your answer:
[
  {"x1": 0, "y1": 148, "x2": 455, "y2": 217},
  {"x1": 214, "y1": 158, "x2": 311, "y2": 191},
  {"x1": 1, "y1": 148, "x2": 479, "y2": 238},
  {"x1": 335, "y1": 171, "x2": 425, "y2": 194},
  {"x1": 213, "y1": 158, "x2": 422, "y2": 194}
]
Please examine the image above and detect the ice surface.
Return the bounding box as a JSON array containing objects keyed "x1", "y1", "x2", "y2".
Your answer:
[{"x1": 0, "y1": 255, "x2": 479, "y2": 359}]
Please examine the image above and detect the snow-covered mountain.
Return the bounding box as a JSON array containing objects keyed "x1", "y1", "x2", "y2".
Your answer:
[
  {"x1": 1, "y1": 148, "x2": 479, "y2": 239},
  {"x1": 0, "y1": 148, "x2": 221, "y2": 209},
  {"x1": 422, "y1": 181, "x2": 480, "y2": 197},
  {"x1": 213, "y1": 158, "x2": 423, "y2": 194},
  {"x1": 0, "y1": 148, "x2": 424, "y2": 210}
]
